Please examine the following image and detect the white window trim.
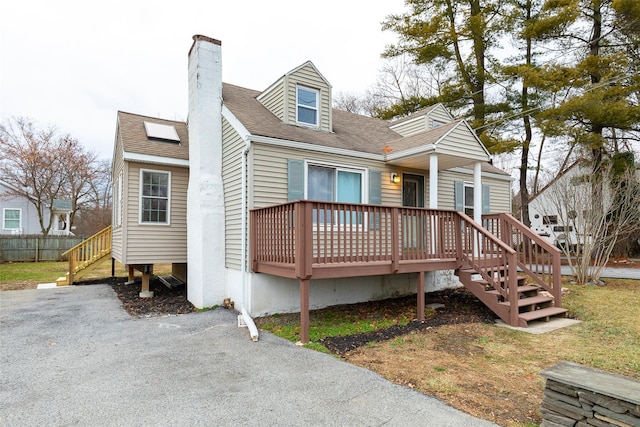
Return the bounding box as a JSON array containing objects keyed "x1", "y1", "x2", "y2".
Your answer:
[
  {"x1": 3, "y1": 208, "x2": 22, "y2": 230},
  {"x1": 113, "y1": 172, "x2": 123, "y2": 228},
  {"x1": 296, "y1": 85, "x2": 320, "y2": 127},
  {"x1": 138, "y1": 168, "x2": 171, "y2": 225},
  {"x1": 463, "y1": 181, "x2": 474, "y2": 216},
  {"x1": 304, "y1": 160, "x2": 368, "y2": 230}
]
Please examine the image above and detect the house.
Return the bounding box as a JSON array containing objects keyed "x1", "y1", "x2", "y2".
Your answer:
[
  {"x1": 112, "y1": 35, "x2": 565, "y2": 341},
  {"x1": 0, "y1": 180, "x2": 73, "y2": 236},
  {"x1": 528, "y1": 160, "x2": 640, "y2": 250}
]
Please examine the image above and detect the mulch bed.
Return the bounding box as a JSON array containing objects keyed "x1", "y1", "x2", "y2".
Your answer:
[
  {"x1": 76, "y1": 276, "x2": 496, "y2": 354},
  {"x1": 320, "y1": 288, "x2": 496, "y2": 355},
  {"x1": 76, "y1": 276, "x2": 196, "y2": 317}
]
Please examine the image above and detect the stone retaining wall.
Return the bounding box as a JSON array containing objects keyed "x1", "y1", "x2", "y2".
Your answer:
[{"x1": 540, "y1": 361, "x2": 640, "y2": 427}]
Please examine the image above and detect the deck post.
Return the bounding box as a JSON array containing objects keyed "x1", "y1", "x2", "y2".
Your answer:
[
  {"x1": 299, "y1": 279, "x2": 310, "y2": 344},
  {"x1": 126, "y1": 265, "x2": 135, "y2": 285},
  {"x1": 139, "y1": 265, "x2": 154, "y2": 298},
  {"x1": 417, "y1": 271, "x2": 425, "y2": 321}
]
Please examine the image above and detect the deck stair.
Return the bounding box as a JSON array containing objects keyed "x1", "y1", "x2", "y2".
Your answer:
[
  {"x1": 456, "y1": 262, "x2": 568, "y2": 327},
  {"x1": 57, "y1": 226, "x2": 112, "y2": 286}
]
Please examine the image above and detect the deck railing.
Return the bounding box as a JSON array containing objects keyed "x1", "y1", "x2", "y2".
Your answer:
[
  {"x1": 251, "y1": 202, "x2": 520, "y2": 303},
  {"x1": 61, "y1": 225, "x2": 112, "y2": 285},
  {"x1": 251, "y1": 201, "x2": 551, "y2": 339},
  {"x1": 483, "y1": 213, "x2": 562, "y2": 306},
  {"x1": 251, "y1": 201, "x2": 465, "y2": 276}
]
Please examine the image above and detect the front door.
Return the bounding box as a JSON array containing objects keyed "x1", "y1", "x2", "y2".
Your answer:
[{"x1": 402, "y1": 174, "x2": 425, "y2": 249}]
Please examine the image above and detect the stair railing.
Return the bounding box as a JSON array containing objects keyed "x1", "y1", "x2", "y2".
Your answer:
[
  {"x1": 483, "y1": 213, "x2": 562, "y2": 307},
  {"x1": 457, "y1": 212, "x2": 520, "y2": 326},
  {"x1": 61, "y1": 225, "x2": 112, "y2": 285}
]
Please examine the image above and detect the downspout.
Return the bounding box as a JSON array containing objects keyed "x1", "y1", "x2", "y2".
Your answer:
[{"x1": 240, "y1": 136, "x2": 259, "y2": 341}]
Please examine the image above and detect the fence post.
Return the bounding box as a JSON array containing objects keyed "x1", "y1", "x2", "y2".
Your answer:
[{"x1": 35, "y1": 238, "x2": 39, "y2": 262}]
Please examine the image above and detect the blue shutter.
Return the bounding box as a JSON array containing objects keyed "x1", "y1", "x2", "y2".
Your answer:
[
  {"x1": 454, "y1": 181, "x2": 463, "y2": 211},
  {"x1": 482, "y1": 184, "x2": 490, "y2": 214},
  {"x1": 369, "y1": 170, "x2": 381, "y2": 205},
  {"x1": 287, "y1": 159, "x2": 304, "y2": 201}
]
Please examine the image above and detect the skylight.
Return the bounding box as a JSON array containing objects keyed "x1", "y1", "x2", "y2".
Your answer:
[{"x1": 143, "y1": 121, "x2": 180, "y2": 143}]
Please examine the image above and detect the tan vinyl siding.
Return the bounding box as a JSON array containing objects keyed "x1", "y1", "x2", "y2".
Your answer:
[
  {"x1": 250, "y1": 144, "x2": 391, "y2": 208},
  {"x1": 436, "y1": 124, "x2": 488, "y2": 161},
  {"x1": 111, "y1": 130, "x2": 125, "y2": 263},
  {"x1": 285, "y1": 63, "x2": 332, "y2": 132},
  {"x1": 121, "y1": 162, "x2": 188, "y2": 265},
  {"x1": 438, "y1": 169, "x2": 511, "y2": 213},
  {"x1": 487, "y1": 179, "x2": 511, "y2": 212},
  {"x1": 257, "y1": 80, "x2": 285, "y2": 120},
  {"x1": 428, "y1": 105, "x2": 453, "y2": 128},
  {"x1": 390, "y1": 116, "x2": 427, "y2": 137},
  {"x1": 222, "y1": 118, "x2": 244, "y2": 270}
]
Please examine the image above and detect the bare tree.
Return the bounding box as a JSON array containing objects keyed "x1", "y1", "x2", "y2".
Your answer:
[
  {"x1": 73, "y1": 159, "x2": 112, "y2": 236},
  {"x1": 1, "y1": 117, "x2": 69, "y2": 236},
  {"x1": 0, "y1": 117, "x2": 103, "y2": 236},
  {"x1": 542, "y1": 160, "x2": 640, "y2": 284}
]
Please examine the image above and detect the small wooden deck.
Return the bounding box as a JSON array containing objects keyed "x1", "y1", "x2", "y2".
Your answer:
[{"x1": 251, "y1": 201, "x2": 564, "y2": 343}]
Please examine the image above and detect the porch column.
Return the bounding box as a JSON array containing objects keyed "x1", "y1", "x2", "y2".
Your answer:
[
  {"x1": 429, "y1": 154, "x2": 438, "y2": 208},
  {"x1": 473, "y1": 162, "x2": 482, "y2": 225},
  {"x1": 65, "y1": 212, "x2": 70, "y2": 234}
]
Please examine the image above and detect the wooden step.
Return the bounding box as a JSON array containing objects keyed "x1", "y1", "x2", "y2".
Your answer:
[
  {"x1": 486, "y1": 285, "x2": 540, "y2": 297},
  {"x1": 519, "y1": 307, "x2": 568, "y2": 323},
  {"x1": 499, "y1": 295, "x2": 553, "y2": 308}
]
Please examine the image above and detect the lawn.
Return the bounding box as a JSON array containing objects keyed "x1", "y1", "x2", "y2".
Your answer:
[
  {"x1": 3, "y1": 260, "x2": 638, "y2": 426},
  {"x1": 257, "y1": 278, "x2": 640, "y2": 427},
  {"x1": 0, "y1": 260, "x2": 171, "y2": 291}
]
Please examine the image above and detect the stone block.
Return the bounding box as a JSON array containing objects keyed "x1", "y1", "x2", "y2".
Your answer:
[
  {"x1": 593, "y1": 406, "x2": 640, "y2": 427},
  {"x1": 586, "y1": 418, "x2": 619, "y2": 427},
  {"x1": 541, "y1": 407, "x2": 581, "y2": 426},
  {"x1": 546, "y1": 388, "x2": 582, "y2": 407},
  {"x1": 543, "y1": 398, "x2": 593, "y2": 420},
  {"x1": 580, "y1": 391, "x2": 628, "y2": 413},
  {"x1": 620, "y1": 402, "x2": 640, "y2": 418},
  {"x1": 542, "y1": 419, "x2": 576, "y2": 427},
  {"x1": 547, "y1": 379, "x2": 579, "y2": 397}
]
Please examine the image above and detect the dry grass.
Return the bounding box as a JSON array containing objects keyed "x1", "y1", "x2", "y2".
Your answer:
[{"x1": 345, "y1": 278, "x2": 640, "y2": 427}]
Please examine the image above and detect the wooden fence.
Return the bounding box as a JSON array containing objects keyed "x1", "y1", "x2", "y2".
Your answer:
[{"x1": 0, "y1": 236, "x2": 85, "y2": 262}]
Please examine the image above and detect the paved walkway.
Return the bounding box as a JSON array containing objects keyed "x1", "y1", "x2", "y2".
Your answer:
[
  {"x1": 559, "y1": 265, "x2": 639, "y2": 280},
  {"x1": 0, "y1": 285, "x2": 497, "y2": 426}
]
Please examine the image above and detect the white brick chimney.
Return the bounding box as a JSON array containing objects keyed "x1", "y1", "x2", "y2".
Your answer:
[{"x1": 186, "y1": 35, "x2": 226, "y2": 308}]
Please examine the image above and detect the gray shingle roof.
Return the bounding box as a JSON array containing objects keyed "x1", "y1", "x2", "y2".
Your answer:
[{"x1": 117, "y1": 111, "x2": 189, "y2": 160}]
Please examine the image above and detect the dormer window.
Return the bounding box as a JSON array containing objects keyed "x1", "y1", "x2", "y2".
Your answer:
[{"x1": 297, "y1": 86, "x2": 319, "y2": 126}]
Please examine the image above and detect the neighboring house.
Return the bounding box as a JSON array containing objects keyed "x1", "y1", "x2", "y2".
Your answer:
[
  {"x1": 112, "y1": 35, "x2": 518, "y2": 318},
  {"x1": 0, "y1": 180, "x2": 73, "y2": 236},
  {"x1": 528, "y1": 161, "x2": 640, "y2": 249}
]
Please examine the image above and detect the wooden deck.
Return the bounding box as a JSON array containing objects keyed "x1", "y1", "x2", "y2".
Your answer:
[{"x1": 251, "y1": 201, "x2": 564, "y2": 343}]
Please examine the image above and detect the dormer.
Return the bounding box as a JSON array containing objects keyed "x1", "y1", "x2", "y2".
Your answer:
[
  {"x1": 257, "y1": 61, "x2": 333, "y2": 132},
  {"x1": 388, "y1": 104, "x2": 453, "y2": 137}
]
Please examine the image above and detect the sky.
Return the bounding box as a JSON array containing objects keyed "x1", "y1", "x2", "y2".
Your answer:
[{"x1": 1, "y1": 0, "x2": 405, "y2": 160}]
